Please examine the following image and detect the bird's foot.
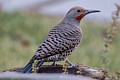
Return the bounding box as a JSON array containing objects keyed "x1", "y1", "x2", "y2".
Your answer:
[
  {"x1": 64, "y1": 59, "x2": 73, "y2": 66},
  {"x1": 70, "y1": 63, "x2": 80, "y2": 68},
  {"x1": 64, "y1": 59, "x2": 80, "y2": 68}
]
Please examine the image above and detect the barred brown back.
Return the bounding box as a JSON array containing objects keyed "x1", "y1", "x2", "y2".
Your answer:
[{"x1": 35, "y1": 22, "x2": 82, "y2": 62}]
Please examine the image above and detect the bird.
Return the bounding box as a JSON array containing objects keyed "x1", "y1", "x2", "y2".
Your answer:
[{"x1": 21, "y1": 6, "x2": 100, "y2": 73}]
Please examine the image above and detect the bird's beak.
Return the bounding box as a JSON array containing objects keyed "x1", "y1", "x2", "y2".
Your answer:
[
  {"x1": 75, "y1": 10, "x2": 100, "y2": 20},
  {"x1": 84, "y1": 10, "x2": 100, "y2": 15}
]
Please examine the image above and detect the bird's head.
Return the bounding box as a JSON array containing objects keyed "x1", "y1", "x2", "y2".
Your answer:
[{"x1": 63, "y1": 6, "x2": 100, "y2": 26}]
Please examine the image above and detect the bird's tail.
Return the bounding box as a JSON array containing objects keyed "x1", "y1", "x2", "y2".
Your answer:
[
  {"x1": 21, "y1": 62, "x2": 33, "y2": 73},
  {"x1": 21, "y1": 56, "x2": 44, "y2": 73}
]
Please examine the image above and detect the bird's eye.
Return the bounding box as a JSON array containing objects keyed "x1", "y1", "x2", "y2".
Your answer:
[{"x1": 77, "y1": 10, "x2": 80, "y2": 12}]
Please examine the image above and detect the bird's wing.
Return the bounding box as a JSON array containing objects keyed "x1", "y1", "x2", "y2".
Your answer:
[{"x1": 34, "y1": 25, "x2": 73, "y2": 60}]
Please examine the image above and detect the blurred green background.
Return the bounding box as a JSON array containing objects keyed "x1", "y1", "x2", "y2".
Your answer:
[{"x1": 0, "y1": 12, "x2": 120, "y2": 74}]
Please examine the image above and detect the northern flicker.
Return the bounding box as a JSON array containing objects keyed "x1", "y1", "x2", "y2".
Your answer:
[{"x1": 21, "y1": 6, "x2": 100, "y2": 73}]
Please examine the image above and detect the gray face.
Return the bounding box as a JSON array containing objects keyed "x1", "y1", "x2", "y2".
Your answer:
[
  {"x1": 63, "y1": 6, "x2": 100, "y2": 27},
  {"x1": 65, "y1": 6, "x2": 100, "y2": 21}
]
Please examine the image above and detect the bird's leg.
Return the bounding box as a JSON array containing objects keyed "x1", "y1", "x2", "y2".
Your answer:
[
  {"x1": 64, "y1": 58, "x2": 73, "y2": 66},
  {"x1": 32, "y1": 60, "x2": 38, "y2": 73}
]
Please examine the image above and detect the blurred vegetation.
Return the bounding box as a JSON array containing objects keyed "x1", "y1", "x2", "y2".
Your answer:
[{"x1": 0, "y1": 12, "x2": 120, "y2": 75}]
